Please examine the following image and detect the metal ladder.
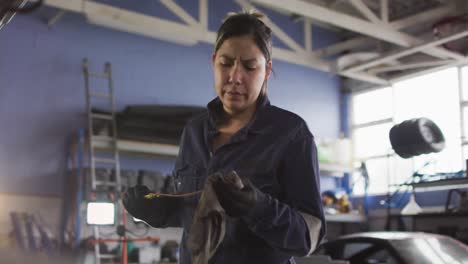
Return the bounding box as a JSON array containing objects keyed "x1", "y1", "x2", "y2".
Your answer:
[{"x1": 83, "y1": 58, "x2": 122, "y2": 264}]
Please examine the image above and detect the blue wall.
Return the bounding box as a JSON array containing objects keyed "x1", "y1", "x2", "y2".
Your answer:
[{"x1": 0, "y1": 1, "x2": 341, "y2": 196}]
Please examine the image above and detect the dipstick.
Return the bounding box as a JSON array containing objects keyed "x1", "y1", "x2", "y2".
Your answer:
[{"x1": 144, "y1": 190, "x2": 203, "y2": 199}]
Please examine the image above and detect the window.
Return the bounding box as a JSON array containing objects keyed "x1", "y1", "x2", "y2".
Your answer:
[
  {"x1": 462, "y1": 66, "x2": 468, "y2": 101},
  {"x1": 353, "y1": 88, "x2": 393, "y2": 125},
  {"x1": 352, "y1": 67, "x2": 465, "y2": 195},
  {"x1": 461, "y1": 66, "x2": 468, "y2": 161},
  {"x1": 394, "y1": 68, "x2": 462, "y2": 175},
  {"x1": 353, "y1": 123, "x2": 393, "y2": 159},
  {"x1": 351, "y1": 87, "x2": 394, "y2": 161},
  {"x1": 351, "y1": 87, "x2": 395, "y2": 195}
]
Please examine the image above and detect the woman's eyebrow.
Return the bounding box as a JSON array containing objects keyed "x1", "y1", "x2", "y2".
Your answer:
[
  {"x1": 219, "y1": 54, "x2": 258, "y2": 63},
  {"x1": 241, "y1": 58, "x2": 258, "y2": 63},
  {"x1": 219, "y1": 54, "x2": 234, "y2": 61}
]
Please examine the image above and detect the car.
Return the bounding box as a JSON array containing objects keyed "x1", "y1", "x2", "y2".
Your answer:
[{"x1": 313, "y1": 232, "x2": 468, "y2": 264}]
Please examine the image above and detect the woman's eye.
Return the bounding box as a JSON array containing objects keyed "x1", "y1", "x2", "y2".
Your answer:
[
  {"x1": 244, "y1": 65, "x2": 256, "y2": 71},
  {"x1": 220, "y1": 61, "x2": 232, "y2": 67}
]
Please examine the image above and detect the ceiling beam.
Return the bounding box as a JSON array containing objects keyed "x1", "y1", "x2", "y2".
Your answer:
[
  {"x1": 315, "y1": 4, "x2": 457, "y2": 57},
  {"x1": 349, "y1": 0, "x2": 381, "y2": 23},
  {"x1": 399, "y1": 36, "x2": 463, "y2": 60},
  {"x1": 390, "y1": 56, "x2": 468, "y2": 84},
  {"x1": 314, "y1": 36, "x2": 372, "y2": 57},
  {"x1": 304, "y1": 18, "x2": 312, "y2": 52},
  {"x1": 252, "y1": 0, "x2": 413, "y2": 46},
  {"x1": 368, "y1": 60, "x2": 453, "y2": 74},
  {"x1": 44, "y1": 0, "x2": 333, "y2": 74},
  {"x1": 341, "y1": 71, "x2": 389, "y2": 85},
  {"x1": 84, "y1": 2, "x2": 201, "y2": 45},
  {"x1": 197, "y1": 31, "x2": 217, "y2": 44},
  {"x1": 274, "y1": 48, "x2": 331, "y2": 72},
  {"x1": 236, "y1": 0, "x2": 305, "y2": 52},
  {"x1": 251, "y1": 0, "x2": 463, "y2": 60},
  {"x1": 389, "y1": 3, "x2": 456, "y2": 29},
  {"x1": 45, "y1": 0, "x2": 82, "y2": 12},
  {"x1": 199, "y1": 0, "x2": 208, "y2": 30},
  {"x1": 43, "y1": 0, "x2": 463, "y2": 86},
  {"x1": 380, "y1": 0, "x2": 388, "y2": 23},
  {"x1": 159, "y1": 0, "x2": 198, "y2": 26},
  {"x1": 343, "y1": 30, "x2": 468, "y2": 73}
]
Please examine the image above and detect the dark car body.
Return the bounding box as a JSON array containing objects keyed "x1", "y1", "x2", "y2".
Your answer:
[{"x1": 314, "y1": 232, "x2": 468, "y2": 264}]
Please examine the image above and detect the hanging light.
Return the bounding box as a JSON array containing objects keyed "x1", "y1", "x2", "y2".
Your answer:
[
  {"x1": 86, "y1": 201, "x2": 116, "y2": 225},
  {"x1": 86, "y1": 191, "x2": 117, "y2": 226}
]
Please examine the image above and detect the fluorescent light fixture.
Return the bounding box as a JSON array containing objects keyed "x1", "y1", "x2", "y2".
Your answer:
[{"x1": 86, "y1": 202, "x2": 115, "y2": 225}]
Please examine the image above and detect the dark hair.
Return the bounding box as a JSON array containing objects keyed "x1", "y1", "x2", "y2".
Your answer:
[{"x1": 214, "y1": 11, "x2": 272, "y2": 63}]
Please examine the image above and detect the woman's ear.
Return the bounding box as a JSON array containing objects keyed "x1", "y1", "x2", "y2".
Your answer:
[
  {"x1": 265, "y1": 60, "x2": 272, "y2": 80},
  {"x1": 211, "y1": 53, "x2": 216, "y2": 65}
]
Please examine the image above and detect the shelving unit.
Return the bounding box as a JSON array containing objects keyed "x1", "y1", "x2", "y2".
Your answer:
[
  {"x1": 93, "y1": 138, "x2": 179, "y2": 157},
  {"x1": 400, "y1": 177, "x2": 468, "y2": 189},
  {"x1": 320, "y1": 163, "x2": 355, "y2": 177},
  {"x1": 94, "y1": 139, "x2": 354, "y2": 176},
  {"x1": 325, "y1": 213, "x2": 367, "y2": 223},
  {"x1": 325, "y1": 213, "x2": 368, "y2": 240}
]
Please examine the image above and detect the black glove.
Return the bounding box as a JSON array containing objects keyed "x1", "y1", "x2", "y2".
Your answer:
[
  {"x1": 212, "y1": 171, "x2": 265, "y2": 217},
  {"x1": 123, "y1": 185, "x2": 153, "y2": 220},
  {"x1": 123, "y1": 185, "x2": 181, "y2": 227}
]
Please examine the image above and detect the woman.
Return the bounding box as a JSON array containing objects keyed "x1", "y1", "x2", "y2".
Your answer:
[{"x1": 124, "y1": 11, "x2": 325, "y2": 264}]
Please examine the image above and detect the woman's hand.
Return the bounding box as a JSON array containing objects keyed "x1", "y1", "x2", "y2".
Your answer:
[
  {"x1": 123, "y1": 185, "x2": 184, "y2": 227},
  {"x1": 123, "y1": 185, "x2": 153, "y2": 220},
  {"x1": 211, "y1": 171, "x2": 264, "y2": 217}
]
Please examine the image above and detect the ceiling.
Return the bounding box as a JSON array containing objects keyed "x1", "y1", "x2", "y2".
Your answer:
[
  {"x1": 252, "y1": 0, "x2": 468, "y2": 90},
  {"x1": 34, "y1": 0, "x2": 468, "y2": 91},
  {"x1": 306, "y1": 0, "x2": 445, "y2": 21}
]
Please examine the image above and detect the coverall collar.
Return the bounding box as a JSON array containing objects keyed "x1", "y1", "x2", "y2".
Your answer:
[{"x1": 206, "y1": 95, "x2": 270, "y2": 135}]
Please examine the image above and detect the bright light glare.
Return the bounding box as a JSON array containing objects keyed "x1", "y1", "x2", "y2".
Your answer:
[
  {"x1": 352, "y1": 67, "x2": 464, "y2": 195},
  {"x1": 353, "y1": 123, "x2": 393, "y2": 159},
  {"x1": 353, "y1": 87, "x2": 393, "y2": 125},
  {"x1": 462, "y1": 66, "x2": 468, "y2": 101},
  {"x1": 394, "y1": 67, "x2": 462, "y2": 173},
  {"x1": 86, "y1": 202, "x2": 115, "y2": 225}
]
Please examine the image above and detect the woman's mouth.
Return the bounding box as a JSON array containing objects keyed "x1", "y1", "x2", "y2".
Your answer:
[{"x1": 225, "y1": 91, "x2": 244, "y2": 100}]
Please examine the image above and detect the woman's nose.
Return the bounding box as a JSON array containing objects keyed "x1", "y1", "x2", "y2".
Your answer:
[{"x1": 228, "y1": 64, "x2": 243, "y2": 85}]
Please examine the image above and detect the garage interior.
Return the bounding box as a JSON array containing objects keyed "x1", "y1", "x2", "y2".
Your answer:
[{"x1": 1, "y1": 0, "x2": 468, "y2": 263}]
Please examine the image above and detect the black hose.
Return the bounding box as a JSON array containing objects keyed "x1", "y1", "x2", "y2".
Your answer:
[
  {"x1": 8, "y1": 0, "x2": 43, "y2": 13},
  {"x1": 137, "y1": 170, "x2": 144, "y2": 185}
]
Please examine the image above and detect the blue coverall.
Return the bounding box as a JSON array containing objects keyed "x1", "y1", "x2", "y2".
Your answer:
[{"x1": 147, "y1": 96, "x2": 325, "y2": 264}]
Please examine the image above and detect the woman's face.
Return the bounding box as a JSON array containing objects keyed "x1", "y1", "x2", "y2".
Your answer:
[{"x1": 212, "y1": 35, "x2": 272, "y2": 115}]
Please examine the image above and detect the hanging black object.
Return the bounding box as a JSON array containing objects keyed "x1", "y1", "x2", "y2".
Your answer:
[
  {"x1": 389, "y1": 118, "x2": 445, "y2": 159},
  {"x1": 1, "y1": 0, "x2": 43, "y2": 30}
]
